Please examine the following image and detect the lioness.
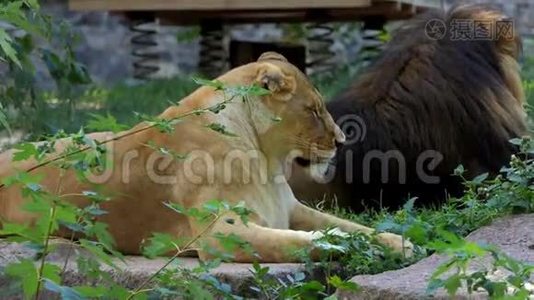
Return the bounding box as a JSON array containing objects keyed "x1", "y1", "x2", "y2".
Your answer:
[{"x1": 0, "y1": 52, "x2": 412, "y2": 262}]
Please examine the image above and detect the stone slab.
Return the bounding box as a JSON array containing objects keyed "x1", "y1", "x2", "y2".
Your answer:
[{"x1": 337, "y1": 214, "x2": 534, "y2": 300}]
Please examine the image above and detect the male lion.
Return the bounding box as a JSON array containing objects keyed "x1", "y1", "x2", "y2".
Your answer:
[
  {"x1": 289, "y1": 5, "x2": 529, "y2": 211},
  {"x1": 0, "y1": 53, "x2": 411, "y2": 262}
]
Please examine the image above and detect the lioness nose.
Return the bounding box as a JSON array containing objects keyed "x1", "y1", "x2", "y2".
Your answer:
[{"x1": 334, "y1": 125, "x2": 346, "y2": 144}]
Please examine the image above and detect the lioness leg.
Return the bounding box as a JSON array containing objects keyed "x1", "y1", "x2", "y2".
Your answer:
[
  {"x1": 289, "y1": 202, "x2": 413, "y2": 256},
  {"x1": 191, "y1": 213, "x2": 320, "y2": 263}
]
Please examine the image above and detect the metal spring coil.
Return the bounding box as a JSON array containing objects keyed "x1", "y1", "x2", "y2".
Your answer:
[
  {"x1": 198, "y1": 23, "x2": 226, "y2": 78},
  {"x1": 130, "y1": 19, "x2": 160, "y2": 80},
  {"x1": 359, "y1": 26, "x2": 386, "y2": 66},
  {"x1": 306, "y1": 23, "x2": 337, "y2": 76}
]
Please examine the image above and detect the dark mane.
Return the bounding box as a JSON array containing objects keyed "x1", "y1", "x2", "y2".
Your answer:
[{"x1": 291, "y1": 4, "x2": 528, "y2": 211}]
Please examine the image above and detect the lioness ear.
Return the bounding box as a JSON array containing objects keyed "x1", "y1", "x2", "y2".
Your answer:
[
  {"x1": 255, "y1": 63, "x2": 296, "y2": 101},
  {"x1": 257, "y1": 52, "x2": 288, "y2": 63}
]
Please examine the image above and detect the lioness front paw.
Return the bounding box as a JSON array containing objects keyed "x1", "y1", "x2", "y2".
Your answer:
[{"x1": 375, "y1": 232, "x2": 414, "y2": 257}]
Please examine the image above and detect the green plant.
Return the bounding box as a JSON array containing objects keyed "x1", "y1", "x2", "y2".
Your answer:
[
  {"x1": 0, "y1": 0, "x2": 43, "y2": 134},
  {"x1": 2, "y1": 6, "x2": 534, "y2": 297},
  {"x1": 247, "y1": 229, "x2": 364, "y2": 300},
  {"x1": 0, "y1": 102, "x2": 10, "y2": 134},
  {"x1": 427, "y1": 230, "x2": 533, "y2": 298},
  {"x1": 422, "y1": 138, "x2": 534, "y2": 298},
  {"x1": 0, "y1": 77, "x2": 281, "y2": 299},
  {"x1": 0, "y1": 0, "x2": 91, "y2": 134}
]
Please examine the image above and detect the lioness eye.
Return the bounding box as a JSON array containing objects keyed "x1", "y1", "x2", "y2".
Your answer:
[{"x1": 312, "y1": 110, "x2": 320, "y2": 118}]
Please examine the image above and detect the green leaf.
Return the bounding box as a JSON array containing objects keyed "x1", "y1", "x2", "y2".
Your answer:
[
  {"x1": 430, "y1": 229, "x2": 466, "y2": 252},
  {"x1": 176, "y1": 26, "x2": 200, "y2": 42},
  {"x1": 142, "y1": 233, "x2": 186, "y2": 258},
  {"x1": 86, "y1": 113, "x2": 128, "y2": 133},
  {"x1": 0, "y1": 102, "x2": 11, "y2": 135},
  {"x1": 86, "y1": 221, "x2": 116, "y2": 249},
  {"x1": 0, "y1": 28, "x2": 21, "y2": 67},
  {"x1": 430, "y1": 259, "x2": 456, "y2": 280},
  {"x1": 12, "y1": 143, "x2": 39, "y2": 161},
  {"x1": 239, "y1": 84, "x2": 271, "y2": 97},
  {"x1": 484, "y1": 281, "x2": 507, "y2": 297},
  {"x1": 23, "y1": 0, "x2": 40, "y2": 9},
  {"x1": 53, "y1": 204, "x2": 78, "y2": 225},
  {"x1": 41, "y1": 49, "x2": 64, "y2": 80},
  {"x1": 0, "y1": 222, "x2": 44, "y2": 244},
  {"x1": 230, "y1": 201, "x2": 252, "y2": 225},
  {"x1": 76, "y1": 256, "x2": 104, "y2": 281},
  {"x1": 82, "y1": 190, "x2": 110, "y2": 203},
  {"x1": 192, "y1": 77, "x2": 224, "y2": 90},
  {"x1": 293, "y1": 272, "x2": 306, "y2": 282},
  {"x1": 146, "y1": 141, "x2": 188, "y2": 160},
  {"x1": 1, "y1": 1, "x2": 41, "y2": 34},
  {"x1": 212, "y1": 232, "x2": 252, "y2": 255},
  {"x1": 271, "y1": 116, "x2": 282, "y2": 123},
  {"x1": 73, "y1": 286, "x2": 107, "y2": 298},
  {"x1": 328, "y1": 275, "x2": 359, "y2": 292},
  {"x1": 203, "y1": 199, "x2": 226, "y2": 214},
  {"x1": 5, "y1": 259, "x2": 38, "y2": 298},
  {"x1": 462, "y1": 241, "x2": 487, "y2": 256},
  {"x1": 313, "y1": 240, "x2": 347, "y2": 253},
  {"x1": 136, "y1": 114, "x2": 175, "y2": 133},
  {"x1": 163, "y1": 202, "x2": 187, "y2": 214},
  {"x1": 426, "y1": 278, "x2": 444, "y2": 294},
  {"x1": 107, "y1": 284, "x2": 133, "y2": 299},
  {"x1": 375, "y1": 217, "x2": 401, "y2": 233},
  {"x1": 299, "y1": 280, "x2": 326, "y2": 292},
  {"x1": 471, "y1": 173, "x2": 489, "y2": 185},
  {"x1": 509, "y1": 138, "x2": 523, "y2": 146},
  {"x1": 208, "y1": 102, "x2": 226, "y2": 114},
  {"x1": 404, "y1": 223, "x2": 428, "y2": 244},
  {"x1": 443, "y1": 275, "x2": 462, "y2": 296},
  {"x1": 42, "y1": 263, "x2": 61, "y2": 284},
  {"x1": 379, "y1": 31, "x2": 392, "y2": 42},
  {"x1": 44, "y1": 280, "x2": 84, "y2": 300},
  {"x1": 205, "y1": 123, "x2": 238, "y2": 137},
  {"x1": 402, "y1": 197, "x2": 417, "y2": 213},
  {"x1": 67, "y1": 62, "x2": 91, "y2": 84},
  {"x1": 252, "y1": 260, "x2": 270, "y2": 278},
  {"x1": 454, "y1": 164, "x2": 465, "y2": 176},
  {"x1": 79, "y1": 239, "x2": 118, "y2": 268}
]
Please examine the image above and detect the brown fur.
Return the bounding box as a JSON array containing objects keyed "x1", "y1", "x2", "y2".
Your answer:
[
  {"x1": 289, "y1": 5, "x2": 529, "y2": 211},
  {"x1": 0, "y1": 53, "x2": 412, "y2": 262}
]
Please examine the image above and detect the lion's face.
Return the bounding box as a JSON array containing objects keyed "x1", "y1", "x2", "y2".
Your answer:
[{"x1": 251, "y1": 52, "x2": 345, "y2": 169}]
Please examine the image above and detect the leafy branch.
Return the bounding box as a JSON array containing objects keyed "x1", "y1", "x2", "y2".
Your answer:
[
  {"x1": 427, "y1": 230, "x2": 534, "y2": 298},
  {"x1": 34, "y1": 169, "x2": 65, "y2": 300},
  {"x1": 0, "y1": 79, "x2": 269, "y2": 190},
  {"x1": 128, "y1": 200, "x2": 252, "y2": 299},
  {"x1": 0, "y1": 102, "x2": 10, "y2": 135}
]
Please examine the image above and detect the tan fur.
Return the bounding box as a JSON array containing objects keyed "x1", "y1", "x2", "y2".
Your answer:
[{"x1": 0, "y1": 53, "x2": 412, "y2": 262}]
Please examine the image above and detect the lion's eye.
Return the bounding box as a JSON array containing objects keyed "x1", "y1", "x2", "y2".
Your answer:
[{"x1": 312, "y1": 110, "x2": 320, "y2": 118}]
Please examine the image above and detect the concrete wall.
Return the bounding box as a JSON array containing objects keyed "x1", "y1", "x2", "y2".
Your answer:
[
  {"x1": 39, "y1": 1, "x2": 362, "y2": 86},
  {"x1": 21, "y1": 0, "x2": 534, "y2": 86}
]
